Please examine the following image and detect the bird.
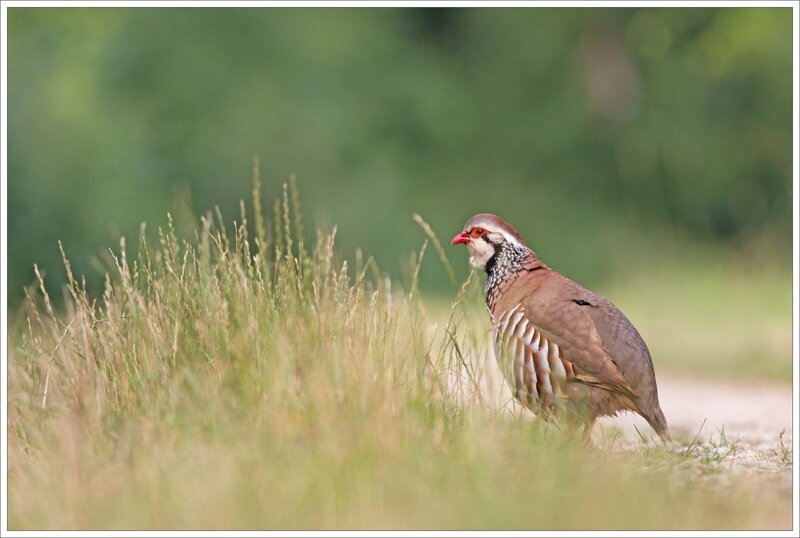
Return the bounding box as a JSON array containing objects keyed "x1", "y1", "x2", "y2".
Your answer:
[{"x1": 451, "y1": 213, "x2": 670, "y2": 442}]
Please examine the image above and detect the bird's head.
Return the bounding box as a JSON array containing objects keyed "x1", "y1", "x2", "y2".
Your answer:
[{"x1": 451, "y1": 213, "x2": 526, "y2": 270}]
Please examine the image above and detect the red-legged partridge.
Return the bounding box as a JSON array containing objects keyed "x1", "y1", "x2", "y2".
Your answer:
[{"x1": 451, "y1": 213, "x2": 670, "y2": 442}]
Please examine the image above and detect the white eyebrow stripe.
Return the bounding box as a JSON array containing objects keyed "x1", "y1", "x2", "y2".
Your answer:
[{"x1": 499, "y1": 230, "x2": 522, "y2": 246}]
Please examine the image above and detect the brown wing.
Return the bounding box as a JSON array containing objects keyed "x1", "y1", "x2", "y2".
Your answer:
[{"x1": 517, "y1": 274, "x2": 637, "y2": 398}]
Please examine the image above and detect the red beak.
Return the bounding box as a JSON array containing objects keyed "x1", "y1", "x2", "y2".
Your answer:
[{"x1": 451, "y1": 231, "x2": 470, "y2": 245}]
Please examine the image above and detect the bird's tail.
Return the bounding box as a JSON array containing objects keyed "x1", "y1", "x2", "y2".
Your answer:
[{"x1": 645, "y1": 406, "x2": 671, "y2": 443}]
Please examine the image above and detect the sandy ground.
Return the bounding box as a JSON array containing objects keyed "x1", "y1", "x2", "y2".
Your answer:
[
  {"x1": 595, "y1": 374, "x2": 794, "y2": 491},
  {"x1": 596, "y1": 374, "x2": 793, "y2": 443}
]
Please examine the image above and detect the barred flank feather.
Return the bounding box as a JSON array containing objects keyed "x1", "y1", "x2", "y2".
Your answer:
[{"x1": 493, "y1": 303, "x2": 569, "y2": 415}]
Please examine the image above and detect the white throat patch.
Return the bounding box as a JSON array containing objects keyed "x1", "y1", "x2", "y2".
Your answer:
[
  {"x1": 462, "y1": 218, "x2": 525, "y2": 270},
  {"x1": 466, "y1": 229, "x2": 521, "y2": 269},
  {"x1": 468, "y1": 238, "x2": 496, "y2": 269}
]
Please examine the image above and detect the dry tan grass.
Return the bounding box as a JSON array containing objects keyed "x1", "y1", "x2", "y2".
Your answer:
[{"x1": 6, "y1": 172, "x2": 793, "y2": 530}]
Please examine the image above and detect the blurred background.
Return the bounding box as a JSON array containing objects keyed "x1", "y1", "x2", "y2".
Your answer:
[
  {"x1": 6, "y1": 9, "x2": 796, "y2": 531},
  {"x1": 7, "y1": 7, "x2": 793, "y2": 309}
]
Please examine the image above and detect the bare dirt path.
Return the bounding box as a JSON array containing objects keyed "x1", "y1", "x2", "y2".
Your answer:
[
  {"x1": 597, "y1": 374, "x2": 793, "y2": 442},
  {"x1": 595, "y1": 374, "x2": 793, "y2": 492}
]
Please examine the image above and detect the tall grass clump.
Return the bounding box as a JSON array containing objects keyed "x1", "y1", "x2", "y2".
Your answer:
[{"x1": 7, "y1": 167, "x2": 791, "y2": 530}]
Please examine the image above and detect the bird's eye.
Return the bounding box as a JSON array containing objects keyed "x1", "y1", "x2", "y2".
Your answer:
[{"x1": 473, "y1": 228, "x2": 486, "y2": 237}]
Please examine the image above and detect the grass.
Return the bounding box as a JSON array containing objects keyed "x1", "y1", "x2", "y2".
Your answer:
[
  {"x1": 766, "y1": 430, "x2": 793, "y2": 467},
  {"x1": 6, "y1": 172, "x2": 793, "y2": 530}
]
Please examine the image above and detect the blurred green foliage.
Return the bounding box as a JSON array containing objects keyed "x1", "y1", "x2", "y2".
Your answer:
[{"x1": 7, "y1": 7, "x2": 793, "y2": 303}]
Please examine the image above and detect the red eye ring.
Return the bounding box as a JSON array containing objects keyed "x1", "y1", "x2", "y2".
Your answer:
[{"x1": 472, "y1": 228, "x2": 486, "y2": 237}]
